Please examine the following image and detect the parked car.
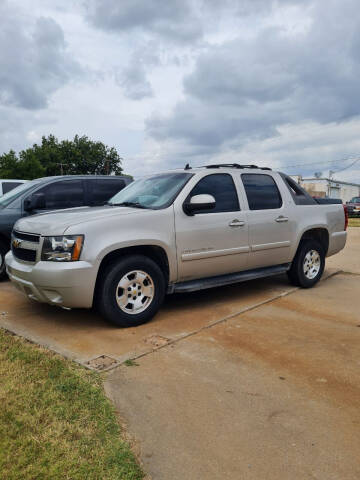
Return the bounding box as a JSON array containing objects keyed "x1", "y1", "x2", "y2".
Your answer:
[
  {"x1": 6, "y1": 164, "x2": 347, "y2": 327},
  {"x1": 346, "y1": 196, "x2": 360, "y2": 216},
  {"x1": 0, "y1": 179, "x2": 27, "y2": 196},
  {"x1": 0, "y1": 175, "x2": 132, "y2": 278}
]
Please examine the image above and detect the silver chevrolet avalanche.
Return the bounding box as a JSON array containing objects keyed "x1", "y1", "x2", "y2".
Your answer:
[{"x1": 6, "y1": 164, "x2": 347, "y2": 327}]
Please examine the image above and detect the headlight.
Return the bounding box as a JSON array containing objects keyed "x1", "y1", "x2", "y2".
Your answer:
[{"x1": 41, "y1": 235, "x2": 84, "y2": 262}]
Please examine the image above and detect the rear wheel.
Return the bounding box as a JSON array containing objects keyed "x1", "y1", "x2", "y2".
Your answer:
[
  {"x1": 97, "y1": 255, "x2": 166, "y2": 327},
  {"x1": 0, "y1": 240, "x2": 9, "y2": 281},
  {"x1": 287, "y1": 239, "x2": 325, "y2": 288}
]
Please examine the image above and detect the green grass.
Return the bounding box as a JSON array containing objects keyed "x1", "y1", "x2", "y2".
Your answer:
[
  {"x1": 123, "y1": 359, "x2": 139, "y2": 367},
  {"x1": 0, "y1": 329, "x2": 143, "y2": 480},
  {"x1": 349, "y1": 217, "x2": 360, "y2": 227}
]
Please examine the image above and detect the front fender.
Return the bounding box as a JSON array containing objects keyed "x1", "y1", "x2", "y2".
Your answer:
[{"x1": 94, "y1": 239, "x2": 177, "y2": 281}]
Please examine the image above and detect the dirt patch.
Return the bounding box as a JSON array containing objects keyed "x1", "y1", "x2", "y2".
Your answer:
[
  {"x1": 85, "y1": 355, "x2": 120, "y2": 371},
  {"x1": 144, "y1": 335, "x2": 170, "y2": 348}
]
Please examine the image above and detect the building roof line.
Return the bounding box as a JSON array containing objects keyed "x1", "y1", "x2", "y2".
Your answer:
[{"x1": 301, "y1": 177, "x2": 360, "y2": 187}]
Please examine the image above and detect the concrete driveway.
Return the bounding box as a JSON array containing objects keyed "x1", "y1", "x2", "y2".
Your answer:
[
  {"x1": 0, "y1": 261, "x2": 330, "y2": 369},
  {"x1": 0, "y1": 228, "x2": 359, "y2": 479}
]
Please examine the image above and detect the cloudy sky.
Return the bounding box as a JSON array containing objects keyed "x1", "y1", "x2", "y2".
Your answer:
[{"x1": 1, "y1": 0, "x2": 360, "y2": 181}]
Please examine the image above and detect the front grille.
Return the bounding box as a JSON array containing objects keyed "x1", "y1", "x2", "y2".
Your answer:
[
  {"x1": 12, "y1": 246, "x2": 37, "y2": 262},
  {"x1": 13, "y1": 231, "x2": 40, "y2": 243}
]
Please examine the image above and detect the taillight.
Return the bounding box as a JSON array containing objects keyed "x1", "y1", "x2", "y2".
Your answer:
[{"x1": 343, "y1": 204, "x2": 348, "y2": 231}]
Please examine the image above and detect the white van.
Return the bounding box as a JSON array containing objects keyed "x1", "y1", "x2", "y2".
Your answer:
[{"x1": 0, "y1": 179, "x2": 27, "y2": 196}]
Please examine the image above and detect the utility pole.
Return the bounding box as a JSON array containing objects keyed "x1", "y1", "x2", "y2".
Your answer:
[
  {"x1": 56, "y1": 163, "x2": 66, "y2": 175},
  {"x1": 328, "y1": 170, "x2": 335, "y2": 197}
]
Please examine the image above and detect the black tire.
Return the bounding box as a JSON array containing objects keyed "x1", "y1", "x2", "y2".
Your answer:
[
  {"x1": 0, "y1": 240, "x2": 9, "y2": 281},
  {"x1": 97, "y1": 254, "x2": 166, "y2": 327},
  {"x1": 287, "y1": 239, "x2": 325, "y2": 288}
]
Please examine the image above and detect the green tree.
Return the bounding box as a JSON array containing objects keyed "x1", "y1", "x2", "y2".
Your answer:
[
  {"x1": 0, "y1": 150, "x2": 18, "y2": 178},
  {"x1": 0, "y1": 135, "x2": 124, "y2": 180}
]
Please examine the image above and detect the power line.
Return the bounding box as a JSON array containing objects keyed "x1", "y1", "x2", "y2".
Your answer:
[
  {"x1": 331, "y1": 157, "x2": 360, "y2": 175},
  {"x1": 282, "y1": 154, "x2": 360, "y2": 170}
]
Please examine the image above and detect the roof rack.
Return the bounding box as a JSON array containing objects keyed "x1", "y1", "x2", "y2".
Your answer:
[{"x1": 203, "y1": 163, "x2": 272, "y2": 171}]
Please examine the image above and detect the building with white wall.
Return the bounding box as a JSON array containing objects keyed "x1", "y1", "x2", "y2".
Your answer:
[{"x1": 290, "y1": 176, "x2": 360, "y2": 202}]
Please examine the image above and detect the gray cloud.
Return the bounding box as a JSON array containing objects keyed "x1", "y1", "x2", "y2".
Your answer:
[
  {"x1": 86, "y1": 0, "x2": 310, "y2": 44},
  {"x1": 86, "y1": 0, "x2": 204, "y2": 102},
  {"x1": 86, "y1": 0, "x2": 312, "y2": 105},
  {"x1": 147, "y1": 0, "x2": 360, "y2": 154},
  {"x1": 0, "y1": 4, "x2": 82, "y2": 110},
  {"x1": 87, "y1": 0, "x2": 202, "y2": 44},
  {"x1": 115, "y1": 45, "x2": 159, "y2": 100},
  {"x1": 116, "y1": 60, "x2": 153, "y2": 100}
]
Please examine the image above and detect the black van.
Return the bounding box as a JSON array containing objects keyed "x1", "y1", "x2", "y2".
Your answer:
[{"x1": 0, "y1": 175, "x2": 132, "y2": 278}]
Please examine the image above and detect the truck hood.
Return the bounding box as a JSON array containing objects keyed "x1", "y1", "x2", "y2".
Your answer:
[{"x1": 14, "y1": 205, "x2": 146, "y2": 236}]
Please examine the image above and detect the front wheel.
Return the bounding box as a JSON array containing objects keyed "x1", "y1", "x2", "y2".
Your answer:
[
  {"x1": 287, "y1": 239, "x2": 325, "y2": 288},
  {"x1": 0, "y1": 240, "x2": 9, "y2": 281},
  {"x1": 97, "y1": 255, "x2": 166, "y2": 327}
]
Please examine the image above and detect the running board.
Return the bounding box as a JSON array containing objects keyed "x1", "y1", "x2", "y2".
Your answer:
[{"x1": 168, "y1": 263, "x2": 291, "y2": 294}]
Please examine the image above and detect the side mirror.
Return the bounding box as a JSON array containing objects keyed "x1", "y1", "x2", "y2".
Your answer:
[
  {"x1": 24, "y1": 193, "x2": 46, "y2": 212},
  {"x1": 184, "y1": 194, "x2": 216, "y2": 216}
]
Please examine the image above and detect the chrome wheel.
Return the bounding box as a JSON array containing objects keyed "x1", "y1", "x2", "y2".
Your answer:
[
  {"x1": 303, "y1": 250, "x2": 321, "y2": 280},
  {"x1": 116, "y1": 270, "x2": 155, "y2": 315}
]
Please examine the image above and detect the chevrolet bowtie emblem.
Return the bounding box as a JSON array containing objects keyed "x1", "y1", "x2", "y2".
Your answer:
[{"x1": 12, "y1": 239, "x2": 22, "y2": 248}]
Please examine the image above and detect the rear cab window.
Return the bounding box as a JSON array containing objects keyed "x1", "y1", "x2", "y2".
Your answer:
[{"x1": 241, "y1": 173, "x2": 282, "y2": 210}]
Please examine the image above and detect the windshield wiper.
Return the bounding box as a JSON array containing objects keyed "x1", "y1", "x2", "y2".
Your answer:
[{"x1": 109, "y1": 201, "x2": 148, "y2": 209}]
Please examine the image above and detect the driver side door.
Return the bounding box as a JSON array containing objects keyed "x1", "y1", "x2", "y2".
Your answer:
[{"x1": 174, "y1": 173, "x2": 249, "y2": 282}]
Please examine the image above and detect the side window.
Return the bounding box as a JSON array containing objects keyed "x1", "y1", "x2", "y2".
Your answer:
[
  {"x1": 242, "y1": 174, "x2": 282, "y2": 210},
  {"x1": 35, "y1": 180, "x2": 85, "y2": 209},
  {"x1": 87, "y1": 179, "x2": 126, "y2": 206},
  {"x1": 2, "y1": 182, "x2": 22, "y2": 194},
  {"x1": 189, "y1": 174, "x2": 239, "y2": 213}
]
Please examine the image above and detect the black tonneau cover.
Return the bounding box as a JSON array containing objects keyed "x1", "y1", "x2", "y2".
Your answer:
[{"x1": 313, "y1": 197, "x2": 343, "y2": 204}]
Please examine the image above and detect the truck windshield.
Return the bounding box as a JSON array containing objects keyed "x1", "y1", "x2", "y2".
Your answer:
[
  {"x1": 108, "y1": 172, "x2": 193, "y2": 209},
  {"x1": 0, "y1": 179, "x2": 42, "y2": 208},
  {"x1": 350, "y1": 197, "x2": 360, "y2": 203}
]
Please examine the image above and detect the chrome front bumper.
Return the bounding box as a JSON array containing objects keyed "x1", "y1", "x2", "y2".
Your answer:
[{"x1": 5, "y1": 252, "x2": 97, "y2": 309}]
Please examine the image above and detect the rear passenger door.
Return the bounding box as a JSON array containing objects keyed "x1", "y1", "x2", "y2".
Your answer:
[
  {"x1": 85, "y1": 178, "x2": 126, "y2": 206},
  {"x1": 241, "y1": 173, "x2": 294, "y2": 269}
]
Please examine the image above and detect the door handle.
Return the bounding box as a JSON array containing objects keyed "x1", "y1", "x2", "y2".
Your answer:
[
  {"x1": 275, "y1": 215, "x2": 289, "y2": 223},
  {"x1": 229, "y1": 219, "x2": 245, "y2": 227}
]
